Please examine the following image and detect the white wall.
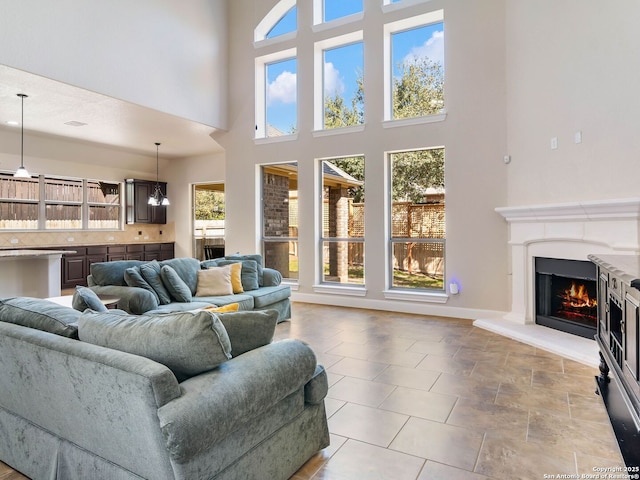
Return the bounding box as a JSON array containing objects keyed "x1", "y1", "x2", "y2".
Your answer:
[
  {"x1": 505, "y1": 0, "x2": 640, "y2": 206},
  {"x1": 165, "y1": 152, "x2": 226, "y2": 258},
  {"x1": 219, "y1": 0, "x2": 510, "y2": 317},
  {"x1": 0, "y1": 0, "x2": 228, "y2": 129}
]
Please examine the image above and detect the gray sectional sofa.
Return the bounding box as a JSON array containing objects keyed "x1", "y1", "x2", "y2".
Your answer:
[
  {"x1": 87, "y1": 255, "x2": 291, "y2": 322},
  {"x1": 0, "y1": 296, "x2": 329, "y2": 479}
]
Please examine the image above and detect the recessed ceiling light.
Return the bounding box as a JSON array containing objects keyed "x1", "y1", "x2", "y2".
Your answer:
[
  {"x1": 64, "y1": 120, "x2": 88, "y2": 127},
  {"x1": 6, "y1": 120, "x2": 19, "y2": 126}
]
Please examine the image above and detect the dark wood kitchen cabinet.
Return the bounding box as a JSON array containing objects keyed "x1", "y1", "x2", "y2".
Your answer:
[
  {"x1": 125, "y1": 179, "x2": 167, "y2": 224},
  {"x1": 58, "y1": 242, "x2": 174, "y2": 289}
]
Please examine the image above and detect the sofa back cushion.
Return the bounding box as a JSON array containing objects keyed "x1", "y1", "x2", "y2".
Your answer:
[
  {"x1": 160, "y1": 257, "x2": 201, "y2": 294},
  {"x1": 0, "y1": 297, "x2": 81, "y2": 338},
  {"x1": 224, "y1": 254, "x2": 264, "y2": 286},
  {"x1": 160, "y1": 265, "x2": 193, "y2": 302},
  {"x1": 201, "y1": 259, "x2": 260, "y2": 291},
  {"x1": 90, "y1": 260, "x2": 145, "y2": 286},
  {"x1": 140, "y1": 260, "x2": 172, "y2": 305},
  {"x1": 78, "y1": 309, "x2": 232, "y2": 381},
  {"x1": 124, "y1": 266, "x2": 160, "y2": 304},
  {"x1": 71, "y1": 286, "x2": 109, "y2": 312}
]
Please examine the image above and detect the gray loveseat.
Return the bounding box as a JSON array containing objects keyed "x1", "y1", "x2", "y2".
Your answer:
[
  {"x1": 87, "y1": 255, "x2": 291, "y2": 321},
  {"x1": 0, "y1": 296, "x2": 329, "y2": 480}
]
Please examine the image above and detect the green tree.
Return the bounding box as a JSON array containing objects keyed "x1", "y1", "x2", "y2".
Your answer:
[
  {"x1": 194, "y1": 190, "x2": 225, "y2": 220},
  {"x1": 393, "y1": 57, "x2": 444, "y2": 119},
  {"x1": 390, "y1": 149, "x2": 444, "y2": 203}
]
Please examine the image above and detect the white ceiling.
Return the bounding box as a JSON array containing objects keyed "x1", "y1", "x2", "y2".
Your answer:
[{"x1": 0, "y1": 65, "x2": 224, "y2": 159}]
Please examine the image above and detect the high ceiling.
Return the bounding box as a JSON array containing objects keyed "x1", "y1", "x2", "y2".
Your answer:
[{"x1": 0, "y1": 65, "x2": 224, "y2": 159}]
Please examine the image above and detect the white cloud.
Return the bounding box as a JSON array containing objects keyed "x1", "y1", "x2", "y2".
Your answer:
[
  {"x1": 324, "y1": 62, "x2": 345, "y2": 96},
  {"x1": 267, "y1": 70, "x2": 297, "y2": 105},
  {"x1": 403, "y1": 30, "x2": 444, "y2": 67}
]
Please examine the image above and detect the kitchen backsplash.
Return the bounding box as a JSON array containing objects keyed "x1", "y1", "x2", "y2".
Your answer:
[{"x1": 0, "y1": 223, "x2": 175, "y2": 249}]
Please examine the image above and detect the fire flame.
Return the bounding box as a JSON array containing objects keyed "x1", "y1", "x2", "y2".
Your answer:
[{"x1": 562, "y1": 282, "x2": 597, "y2": 309}]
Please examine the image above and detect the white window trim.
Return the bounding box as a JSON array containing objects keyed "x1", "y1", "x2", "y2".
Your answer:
[
  {"x1": 314, "y1": 30, "x2": 364, "y2": 132},
  {"x1": 382, "y1": 0, "x2": 436, "y2": 13},
  {"x1": 255, "y1": 0, "x2": 296, "y2": 43},
  {"x1": 255, "y1": 48, "x2": 297, "y2": 140},
  {"x1": 383, "y1": 9, "x2": 444, "y2": 122},
  {"x1": 313, "y1": 124, "x2": 365, "y2": 137},
  {"x1": 383, "y1": 289, "x2": 449, "y2": 303},
  {"x1": 313, "y1": 284, "x2": 368, "y2": 296},
  {"x1": 254, "y1": 31, "x2": 297, "y2": 50},
  {"x1": 382, "y1": 111, "x2": 447, "y2": 128}
]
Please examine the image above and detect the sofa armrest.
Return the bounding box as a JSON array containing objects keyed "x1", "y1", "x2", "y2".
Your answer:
[
  {"x1": 262, "y1": 268, "x2": 283, "y2": 286},
  {"x1": 157, "y1": 339, "x2": 317, "y2": 463},
  {"x1": 89, "y1": 285, "x2": 159, "y2": 315}
]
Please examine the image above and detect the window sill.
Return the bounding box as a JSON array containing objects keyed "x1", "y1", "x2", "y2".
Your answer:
[
  {"x1": 312, "y1": 124, "x2": 365, "y2": 138},
  {"x1": 313, "y1": 284, "x2": 367, "y2": 296},
  {"x1": 383, "y1": 289, "x2": 448, "y2": 304},
  {"x1": 255, "y1": 133, "x2": 299, "y2": 145},
  {"x1": 312, "y1": 12, "x2": 364, "y2": 33},
  {"x1": 254, "y1": 31, "x2": 297, "y2": 50},
  {"x1": 382, "y1": 0, "x2": 437, "y2": 14},
  {"x1": 382, "y1": 112, "x2": 447, "y2": 129}
]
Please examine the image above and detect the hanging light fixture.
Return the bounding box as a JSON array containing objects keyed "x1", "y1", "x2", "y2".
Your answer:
[
  {"x1": 14, "y1": 93, "x2": 31, "y2": 178},
  {"x1": 148, "y1": 142, "x2": 170, "y2": 206}
]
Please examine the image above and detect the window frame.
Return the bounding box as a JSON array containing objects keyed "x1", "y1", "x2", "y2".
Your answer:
[
  {"x1": 383, "y1": 9, "x2": 445, "y2": 123},
  {"x1": 385, "y1": 147, "x2": 447, "y2": 300},
  {"x1": 260, "y1": 162, "x2": 300, "y2": 282},
  {"x1": 255, "y1": 48, "x2": 298, "y2": 141},
  {"x1": 314, "y1": 31, "x2": 364, "y2": 133}
]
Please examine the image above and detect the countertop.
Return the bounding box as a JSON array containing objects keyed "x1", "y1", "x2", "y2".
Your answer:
[{"x1": 0, "y1": 249, "x2": 74, "y2": 258}]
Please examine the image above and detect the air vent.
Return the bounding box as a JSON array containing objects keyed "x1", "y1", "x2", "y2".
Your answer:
[{"x1": 64, "y1": 121, "x2": 88, "y2": 127}]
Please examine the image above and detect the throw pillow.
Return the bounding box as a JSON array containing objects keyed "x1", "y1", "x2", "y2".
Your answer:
[
  {"x1": 225, "y1": 254, "x2": 264, "y2": 286},
  {"x1": 0, "y1": 297, "x2": 81, "y2": 338},
  {"x1": 228, "y1": 262, "x2": 244, "y2": 293},
  {"x1": 124, "y1": 266, "x2": 160, "y2": 304},
  {"x1": 140, "y1": 260, "x2": 172, "y2": 305},
  {"x1": 160, "y1": 265, "x2": 193, "y2": 303},
  {"x1": 196, "y1": 265, "x2": 233, "y2": 297},
  {"x1": 71, "y1": 286, "x2": 109, "y2": 312},
  {"x1": 201, "y1": 303, "x2": 240, "y2": 313},
  {"x1": 78, "y1": 309, "x2": 232, "y2": 381},
  {"x1": 214, "y1": 259, "x2": 259, "y2": 291},
  {"x1": 215, "y1": 309, "x2": 278, "y2": 357}
]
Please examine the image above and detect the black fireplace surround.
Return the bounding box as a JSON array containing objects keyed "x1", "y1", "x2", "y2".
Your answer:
[{"x1": 535, "y1": 257, "x2": 597, "y2": 339}]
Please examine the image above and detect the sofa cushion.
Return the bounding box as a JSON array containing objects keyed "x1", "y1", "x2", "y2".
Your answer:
[
  {"x1": 225, "y1": 254, "x2": 264, "y2": 286},
  {"x1": 161, "y1": 265, "x2": 193, "y2": 303},
  {"x1": 140, "y1": 260, "x2": 172, "y2": 305},
  {"x1": 160, "y1": 257, "x2": 201, "y2": 294},
  {"x1": 124, "y1": 266, "x2": 160, "y2": 304},
  {"x1": 0, "y1": 297, "x2": 81, "y2": 338},
  {"x1": 90, "y1": 260, "x2": 145, "y2": 286},
  {"x1": 78, "y1": 309, "x2": 232, "y2": 381},
  {"x1": 71, "y1": 286, "x2": 108, "y2": 312},
  {"x1": 196, "y1": 265, "x2": 233, "y2": 297},
  {"x1": 243, "y1": 285, "x2": 291, "y2": 309},
  {"x1": 215, "y1": 309, "x2": 278, "y2": 357},
  {"x1": 202, "y1": 259, "x2": 260, "y2": 291}
]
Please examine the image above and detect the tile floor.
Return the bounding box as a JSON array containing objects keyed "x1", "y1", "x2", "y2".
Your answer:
[{"x1": 0, "y1": 302, "x2": 625, "y2": 480}]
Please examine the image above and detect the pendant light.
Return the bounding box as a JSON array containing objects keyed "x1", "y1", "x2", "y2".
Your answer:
[
  {"x1": 148, "y1": 142, "x2": 170, "y2": 206},
  {"x1": 14, "y1": 93, "x2": 31, "y2": 178}
]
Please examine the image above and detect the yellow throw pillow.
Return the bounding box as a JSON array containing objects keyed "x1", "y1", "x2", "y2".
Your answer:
[
  {"x1": 228, "y1": 262, "x2": 244, "y2": 294},
  {"x1": 202, "y1": 303, "x2": 240, "y2": 313},
  {"x1": 196, "y1": 265, "x2": 233, "y2": 297}
]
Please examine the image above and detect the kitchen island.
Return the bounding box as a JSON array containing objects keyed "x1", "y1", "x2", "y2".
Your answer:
[{"x1": 0, "y1": 249, "x2": 72, "y2": 298}]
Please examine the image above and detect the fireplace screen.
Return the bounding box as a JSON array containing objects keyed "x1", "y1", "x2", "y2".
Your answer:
[{"x1": 535, "y1": 257, "x2": 597, "y2": 339}]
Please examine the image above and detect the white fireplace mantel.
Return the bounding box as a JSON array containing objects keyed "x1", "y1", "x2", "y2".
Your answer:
[{"x1": 475, "y1": 198, "x2": 640, "y2": 366}]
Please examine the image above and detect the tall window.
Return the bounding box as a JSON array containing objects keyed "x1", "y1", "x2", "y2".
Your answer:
[
  {"x1": 320, "y1": 156, "x2": 364, "y2": 285},
  {"x1": 256, "y1": 50, "x2": 297, "y2": 139},
  {"x1": 261, "y1": 163, "x2": 299, "y2": 280},
  {"x1": 323, "y1": 40, "x2": 364, "y2": 129},
  {"x1": 384, "y1": 10, "x2": 445, "y2": 121},
  {"x1": 389, "y1": 148, "x2": 445, "y2": 290}
]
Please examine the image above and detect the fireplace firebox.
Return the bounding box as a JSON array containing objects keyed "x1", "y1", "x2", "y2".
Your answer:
[{"x1": 535, "y1": 257, "x2": 597, "y2": 339}]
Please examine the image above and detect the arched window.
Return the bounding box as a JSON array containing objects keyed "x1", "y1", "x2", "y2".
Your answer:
[{"x1": 255, "y1": 0, "x2": 297, "y2": 43}]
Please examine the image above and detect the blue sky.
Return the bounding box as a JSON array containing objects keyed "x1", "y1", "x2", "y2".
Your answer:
[{"x1": 265, "y1": 3, "x2": 444, "y2": 133}]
